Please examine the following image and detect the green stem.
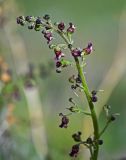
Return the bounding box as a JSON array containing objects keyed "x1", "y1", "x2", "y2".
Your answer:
[
  {"x1": 52, "y1": 26, "x2": 99, "y2": 160},
  {"x1": 74, "y1": 57, "x2": 99, "y2": 160},
  {"x1": 99, "y1": 120, "x2": 111, "y2": 138}
]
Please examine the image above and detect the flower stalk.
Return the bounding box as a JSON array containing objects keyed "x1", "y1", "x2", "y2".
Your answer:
[
  {"x1": 54, "y1": 26, "x2": 99, "y2": 160},
  {"x1": 16, "y1": 14, "x2": 118, "y2": 160}
]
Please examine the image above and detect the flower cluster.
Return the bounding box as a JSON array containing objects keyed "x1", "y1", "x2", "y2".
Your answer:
[
  {"x1": 16, "y1": 15, "x2": 76, "y2": 73},
  {"x1": 17, "y1": 14, "x2": 119, "y2": 160}
]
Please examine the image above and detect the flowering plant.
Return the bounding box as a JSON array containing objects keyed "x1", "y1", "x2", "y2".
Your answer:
[{"x1": 17, "y1": 14, "x2": 118, "y2": 160}]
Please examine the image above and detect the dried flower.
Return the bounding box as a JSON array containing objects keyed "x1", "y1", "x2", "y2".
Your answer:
[
  {"x1": 59, "y1": 113, "x2": 69, "y2": 128},
  {"x1": 69, "y1": 144, "x2": 80, "y2": 157}
]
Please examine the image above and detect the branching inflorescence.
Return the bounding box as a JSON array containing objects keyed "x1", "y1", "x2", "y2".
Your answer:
[{"x1": 16, "y1": 14, "x2": 118, "y2": 160}]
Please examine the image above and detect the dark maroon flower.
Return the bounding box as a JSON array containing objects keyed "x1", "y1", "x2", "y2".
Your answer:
[
  {"x1": 54, "y1": 48, "x2": 64, "y2": 60},
  {"x1": 91, "y1": 95, "x2": 98, "y2": 102},
  {"x1": 83, "y1": 42, "x2": 93, "y2": 55},
  {"x1": 67, "y1": 23, "x2": 75, "y2": 34},
  {"x1": 72, "y1": 131, "x2": 82, "y2": 142},
  {"x1": 56, "y1": 61, "x2": 62, "y2": 68},
  {"x1": 69, "y1": 144, "x2": 80, "y2": 157},
  {"x1": 59, "y1": 113, "x2": 69, "y2": 128},
  {"x1": 42, "y1": 31, "x2": 53, "y2": 44},
  {"x1": 58, "y1": 22, "x2": 65, "y2": 31},
  {"x1": 71, "y1": 48, "x2": 81, "y2": 57}
]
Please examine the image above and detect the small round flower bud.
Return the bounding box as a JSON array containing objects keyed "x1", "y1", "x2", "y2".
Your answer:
[
  {"x1": 72, "y1": 131, "x2": 82, "y2": 142},
  {"x1": 28, "y1": 24, "x2": 34, "y2": 29},
  {"x1": 25, "y1": 16, "x2": 33, "y2": 22},
  {"x1": 58, "y1": 22, "x2": 65, "y2": 31},
  {"x1": 69, "y1": 97, "x2": 73, "y2": 103},
  {"x1": 59, "y1": 113, "x2": 63, "y2": 116},
  {"x1": 36, "y1": 18, "x2": 43, "y2": 24},
  {"x1": 56, "y1": 61, "x2": 62, "y2": 68},
  {"x1": 91, "y1": 90, "x2": 97, "y2": 96},
  {"x1": 43, "y1": 14, "x2": 50, "y2": 20},
  {"x1": 98, "y1": 139, "x2": 103, "y2": 145},
  {"x1": 110, "y1": 115, "x2": 116, "y2": 121},
  {"x1": 68, "y1": 44, "x2": 73, "y2": 49},
  {"x1": 86, "y1": 137, "x2": 93, "y2": 144},
  {"x1": 71, "y1": 85, "x2": 76, "y2": 90},
  {"x1": 91, "y1": 96, "x2": 98, "y2": 102}
]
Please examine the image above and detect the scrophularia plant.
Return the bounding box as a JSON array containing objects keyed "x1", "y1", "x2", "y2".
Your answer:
[{"x1": 16, "y1": 15, "x2": 119, "y2": 160}]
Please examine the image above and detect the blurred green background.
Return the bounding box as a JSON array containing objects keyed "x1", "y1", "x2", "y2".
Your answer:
[{"x1": 0, "y1": 0, "x2": 126, "y2": 160}]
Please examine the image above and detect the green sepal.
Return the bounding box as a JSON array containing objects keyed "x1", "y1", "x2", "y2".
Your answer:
[{"x1": 61, "y1": 59, "x2": 71, "y2": 67}]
